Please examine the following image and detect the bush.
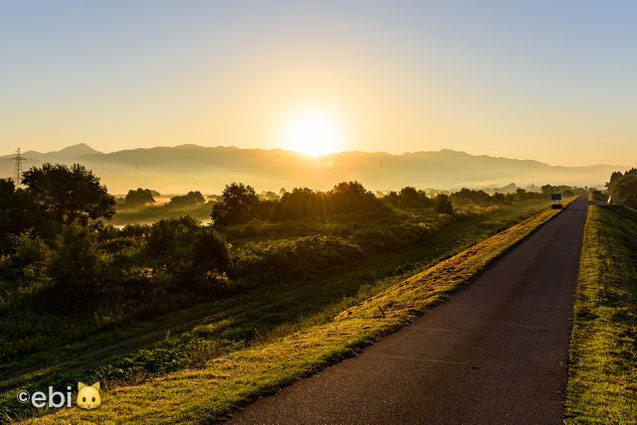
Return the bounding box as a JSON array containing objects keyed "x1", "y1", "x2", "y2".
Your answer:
[
  {"x1": 351, "y1": 223, "x2": 430, "y2": 253},
  {"x1": 434, "y1": 194, "x2": 454, "y2": 214},
  {"x1": 119, "y1": 223, "x2": 151, "y2": 239},
  {"x1": 0, "y1": 234, "x2": 52, "y2": 311},
  {"x1": 147, "y1": 216, "x2": 200, "y2": 257},
  {"x1": 192, "y1": 227, "x2": 230, "y2": 273},
  {"x1": 47, "y1": 223, "x2": 112, "y2": 309},
  {"x1": 232, "y1": 236, "x2": 364, "y2": 283}
]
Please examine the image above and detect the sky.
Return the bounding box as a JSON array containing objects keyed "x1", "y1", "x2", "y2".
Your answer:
[{"x1": 1, "y1": 0, "x2": 636, "y2": 166}]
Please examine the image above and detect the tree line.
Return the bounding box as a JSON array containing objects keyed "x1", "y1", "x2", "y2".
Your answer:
[
  {"x1": 1, "y1": 162, "x2": 589, "y2": 256},
  {"x1": 0, "y1": 164, "x2": 588, "y2": 312},
  {"x1": 207, "y1": 182, "x2": 583, "y2": 226},
  {"x1": 0, "y1": 162, "x2": 592, "y2": 364},
  {"x1": 607, "y1": 168, "x2": 637, "y2": 207},
  {"x1": 123, "y1": 187, "x2": 205, "y2": 208}
]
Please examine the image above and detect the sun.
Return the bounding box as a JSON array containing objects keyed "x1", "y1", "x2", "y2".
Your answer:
[{"x1": 283, "y1": 111, "x2": 343, "y2": 156}]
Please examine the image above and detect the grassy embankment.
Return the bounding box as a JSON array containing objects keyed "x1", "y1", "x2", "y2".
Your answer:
[
  {"x1": 565, "y1": 203, "x2": 637, "y2": 424},
  {"x1": 19, "y1": 199, "x2": 575, "y2": 424}
]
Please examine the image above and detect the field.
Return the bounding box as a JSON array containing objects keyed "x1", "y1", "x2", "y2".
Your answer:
[
  {"x1": 0, "y1": 197, "x2": 572, "y2": 424},
  {"x1": 109, "y1": 197, "x2": 214, "y2": 226},
  {"x1": 565, "y1": 203, "x2": 637, "y2": 424}
]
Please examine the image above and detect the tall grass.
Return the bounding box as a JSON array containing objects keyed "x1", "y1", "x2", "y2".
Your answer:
[{"x1": 565, "y1": 204, "x2": 637, "y2": 424}]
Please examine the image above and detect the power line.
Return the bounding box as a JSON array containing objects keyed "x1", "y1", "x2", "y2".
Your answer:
[{"x1": 10, "y1": 148, "x2": 26, "y2": 186}]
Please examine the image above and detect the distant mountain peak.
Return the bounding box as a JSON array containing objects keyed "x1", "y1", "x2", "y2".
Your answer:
[
  {"x1": 7, "y1": 143, "x2": 102, "y2": 160},
  {"x1": 53, "y1": 143, "x2": 101, "y2": 156}
]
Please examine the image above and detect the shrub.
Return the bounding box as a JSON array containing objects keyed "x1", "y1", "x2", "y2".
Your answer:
[
  {"x1": 0, "y1": 233, "x2": 52, "y2": 311},
  {"x1": 119, "y1": 223, "x2": 151, "y2": 239},
  {"x1": 147, "y1": 216, "x2": 200, "y2": 257},
  {"x1": 232, "y1": 236, "x2": 363, "y2": 283},
  {"x1": 192, "y1": 227, "x2": 230, "y2": 273},
  {"x1": 434, "y1": 193, "x2": 454, "y2": 214},
  {"x1": 47, "y1": 223, "x2": 111, "y2": 309}
]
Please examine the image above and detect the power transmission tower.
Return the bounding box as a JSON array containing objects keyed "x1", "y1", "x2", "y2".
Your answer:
[{"x1": 10, "y1": 148, "x2": 26, "y2": 186}]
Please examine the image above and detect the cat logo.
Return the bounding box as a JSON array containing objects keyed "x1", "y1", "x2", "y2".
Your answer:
[{"x1": 77, "y1": 382, "x2": 101, "y2": 410}]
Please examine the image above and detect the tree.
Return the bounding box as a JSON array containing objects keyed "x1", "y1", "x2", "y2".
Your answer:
[
  {"x1": 260, "y1": 190, "x2": 279, "y2": 201},
  {"x1": 492, "y1": 192, "x2": 508, "y2": 204},
  {"x1": 21, "y1": 163, "x2": 116, "y2": 225},
  {"x1": 0, "y1": 178, "x2": 39, "y2": 252},
  {"x1": 451, "y1": 188, "x2": 492, "y2": 206},
  {"x1": 327, "y1": 181, "x2": 377, "y2": 213},
  {"x1": 275, "y1": 187, "x2": 323, "y2": 219},
  {"x1": 384, "y1": 186, "x2": 432, "y2": 209},
  {"x1": 399, "y1": 186, "x2": 421, "y2": 208},
  {"x1": 434, "y1": 193, "x2": 454, "y2": 214},
  {"x1": 607, "y1": 169, "x2": 637, "y2": 207},
  {"x1": 124, "y1": 188, "x2": 155, "y2": 207},
  {"x1": 211, "y1": 183, "x2": 258, "y2": 225},
  {"x1": 608, "y1": 171, "x2": 624, "y2": 188},
  {"x1": 541, "y1": 184, "x2": 558, "y2": 196},
  {"x1": 515, "y1": 188, "x2": 527, "y2": 200},
  {"x1": 168, "y1": 191, "x2": 205, "y2": 208}
]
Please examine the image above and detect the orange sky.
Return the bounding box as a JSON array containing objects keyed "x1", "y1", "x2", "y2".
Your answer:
[{"x1": 2, "y1": 1, "x2": 636, "y2": 166}]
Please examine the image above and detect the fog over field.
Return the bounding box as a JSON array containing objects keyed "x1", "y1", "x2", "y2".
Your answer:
[{"x1": 1, "y1": 143, "x2": 619, "y2": 194}]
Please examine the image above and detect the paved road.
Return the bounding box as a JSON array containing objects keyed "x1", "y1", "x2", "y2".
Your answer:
[{"x1": 227, "y1": 196, "x2": 589, "y2": 425}]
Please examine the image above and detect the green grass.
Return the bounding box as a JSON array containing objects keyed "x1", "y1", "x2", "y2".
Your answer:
[
  {"x1": 16, "y1": 200, "x2": 573, "y2": 424},
  {"x1": 565, "y1": 204, "x2": 637, "y2": 424}
]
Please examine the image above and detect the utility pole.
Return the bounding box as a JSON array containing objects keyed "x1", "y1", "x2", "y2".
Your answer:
[{"x1": 10, "y1": 148, "x2": 25, "y2": 186}]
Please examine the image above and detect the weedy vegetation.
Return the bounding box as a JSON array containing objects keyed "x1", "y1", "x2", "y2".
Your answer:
[{"x1": 565, "y1": 204, "x2": 637, "y2": 424}]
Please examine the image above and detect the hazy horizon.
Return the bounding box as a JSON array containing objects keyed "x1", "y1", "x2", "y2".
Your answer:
[
  {"x1": 2, "y1": 1, "x2": 637, "y2": 167},
  {"x1": 3, "y1": 142, "x2": 629, "y2": 169},
  {"x1": 1, "y1": 142, "x2": 618, "y2": 194}
]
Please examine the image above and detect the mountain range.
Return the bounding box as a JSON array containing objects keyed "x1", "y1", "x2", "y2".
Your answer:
[{"x1": 1, "y1": 143, "x2": 621, "y2": 194}]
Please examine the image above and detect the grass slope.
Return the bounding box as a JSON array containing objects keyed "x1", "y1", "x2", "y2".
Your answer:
[
  {"x1": 20, "y1": 200, "x2": 574, "y2": 424},
  {"x1": 565, "y1": 204, "x2": 637, "y2": 424}
]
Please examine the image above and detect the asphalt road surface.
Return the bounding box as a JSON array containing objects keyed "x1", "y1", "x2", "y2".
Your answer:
[{"x1": 227, "y1": 196, "x2": 589, "y2": 424}]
